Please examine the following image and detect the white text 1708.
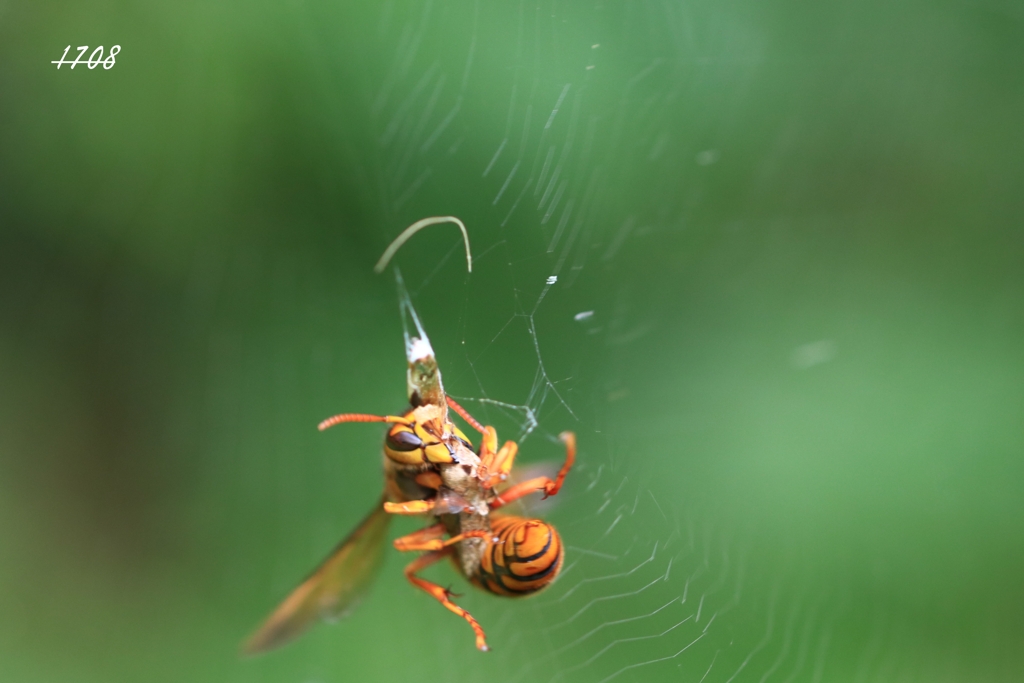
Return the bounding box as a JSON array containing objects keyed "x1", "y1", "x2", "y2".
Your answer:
[{"x1": 52, "y1": 45, "x2": 121, "y2": 70}]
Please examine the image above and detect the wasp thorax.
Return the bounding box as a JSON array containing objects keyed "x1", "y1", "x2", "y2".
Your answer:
[{"x1": 439, "y1": 454, "x2": 481, "y2": 492}]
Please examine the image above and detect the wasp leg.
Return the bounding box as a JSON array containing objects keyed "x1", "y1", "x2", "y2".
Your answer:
[
  {"x1": 444, "y1": 395, "x2": 499, "y2": 482},
  {"x1": 394, "y1": 528, "x2": 490, "y2": 552},
  {"x1": 552, "y1": 431, "x2": 576, "y2": 494},
  {"x1": 415, "y1": 471, "x2": 443, "y2": 490},
  {"x1": 384, "y1": 499, "x2": 436, "y2": 515},
  {"x1": 404, "y1": 550, "x2": 490, "y2": 651},
  {"x1": 446, "y1": 396, "x2": 487, "y2": 435},
  {"x1": 492, "y1": 431, "x2": 575, "y2": 508},
  {"x1": 392, "y1": 523, "x2": 445, "y2": 550},
  {"x1": 477, "y1": 426, "x2": 500, "y2": 481},
  {"x1": 482, "y1": 440, "x2": 518, "y2": 488},
  {"x1": 318, "y1": 413, "x2": 413, "y2": 432}
]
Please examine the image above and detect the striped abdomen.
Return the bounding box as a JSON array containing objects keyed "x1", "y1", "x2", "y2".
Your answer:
[{"x1": 474, "y1": 515, "x2": 564, "y2": 596}]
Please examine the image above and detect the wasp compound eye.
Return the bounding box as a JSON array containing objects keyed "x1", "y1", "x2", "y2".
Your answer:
[{"x1": 386, "y1": 429, "x2": 424, "y2": 452}]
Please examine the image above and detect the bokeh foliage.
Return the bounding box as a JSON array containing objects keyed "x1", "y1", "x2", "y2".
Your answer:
[{"x1": 1, "y1": 1, "x2": 1022, "y2": 681}]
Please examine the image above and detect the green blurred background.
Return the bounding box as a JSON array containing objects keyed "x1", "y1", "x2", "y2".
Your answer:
[{"x1": 1, "y1": 1, "x2": 1022, "y2": 681}]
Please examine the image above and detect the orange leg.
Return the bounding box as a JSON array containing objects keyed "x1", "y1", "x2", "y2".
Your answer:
[
  {"x1": 482, "y1": 440, "x2": 518, "y2": 488},
  {"x1": 446, "y1": 396, "x2": 487, "y2": 435},
  {"x1": 392, "y1": 523, "x2": 445, "y2": 550},
  {"x1": 492, "y1": 478, "x2": 550, "y2": 509},
  {"x1": 415, "y1": 471, "x2": 443, "y2": 490},
  {"x1": 394, "y1": 527, "x2": 490, "y2": 552},
  {"x1": 384, "y1": 499, "x2": 435, "y2": 515},
  {"x1": 476, "y1": 426, "x2": 500, "y2": 481},
  {"x1": 492, "y1": 431, "x2": 575, "y2": 508},
  {"x1": 550, "y1": 431, "x2": 576, "y2": 494},
  {"x1": 318, "y1": 413, "x2": 412, "y2": 432},
  {"x1": 404, "y1": 550, "x2": 490, "y2": 651}
]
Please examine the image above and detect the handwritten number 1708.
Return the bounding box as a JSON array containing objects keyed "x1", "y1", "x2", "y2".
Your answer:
[{"x1": 53, "y1": 45, "x2": 121, "y2": 69}]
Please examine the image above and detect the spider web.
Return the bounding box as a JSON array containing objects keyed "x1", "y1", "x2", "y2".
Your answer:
[
  {"x1": 1, "y1": 1, "x2": 1018, "y2": 681},
  {"x1": 280, "y1": 2, "x2": 932, "y2": 682},
  {"x1": 335, "y1": 6, "x2": 789, "y2": 681}
]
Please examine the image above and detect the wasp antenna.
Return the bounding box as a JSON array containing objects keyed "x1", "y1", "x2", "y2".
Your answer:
[
  {"x1": 374, "y1": 216, "x2": 472, "y2": 274},
  {"x1": 446, "y1": 395, "x2": 487, "y2": 435},
  {"x1": 318, "y1": 413, "x2": 410, "y2": 431}
]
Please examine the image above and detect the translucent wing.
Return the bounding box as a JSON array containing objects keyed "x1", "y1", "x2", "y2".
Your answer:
[
  {"x1": 501, "y1": 462, "x2": 562, "y2": 516},
  {"x1": 243, "y1": 496, "x2": 392, "y2": 655}
]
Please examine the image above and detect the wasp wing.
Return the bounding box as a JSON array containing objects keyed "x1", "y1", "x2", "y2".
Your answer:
[
  {"x1": 243, "y1": 496, "x2": 392, "y2": 655},
  {"x1": 500, "y1": 462, "x2": 562, "y2": 516}
]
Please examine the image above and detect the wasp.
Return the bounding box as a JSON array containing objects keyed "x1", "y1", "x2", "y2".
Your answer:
[{"x1": 243, "y1": 325, "x2": 575, "y2": 654}]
